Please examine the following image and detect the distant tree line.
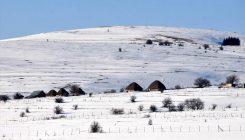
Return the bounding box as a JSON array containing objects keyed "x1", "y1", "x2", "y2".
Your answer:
[{"x1": 222, "y1": 37, "x2": 240, "y2": 46}]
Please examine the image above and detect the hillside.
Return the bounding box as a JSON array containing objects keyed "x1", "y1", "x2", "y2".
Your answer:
[{"x1": 0, "y1": 26, "x2": 245, "y2": 94}]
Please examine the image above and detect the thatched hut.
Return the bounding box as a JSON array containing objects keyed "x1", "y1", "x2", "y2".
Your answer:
[
  {"x1": 47, "y1": 89, "x2": 57, "y2": 97},
  {"x1": 147, "y1": 80, "x2": 166, "y2": 92},
  {"x1": 125, "y1": 82, "x2": 143, "y2": 92},
  {"x1": 71, "y1": 88, "x2": 86, "y2": 96},
  {"x1": 57, "y1": 88, "x2": 69, "y2": 97},
  {"x1": 69, "y1": 85, "x2": 86, "y2": 96},
  {"x1": 26, "y1": 90, "x2": 46, "y2": 98}
]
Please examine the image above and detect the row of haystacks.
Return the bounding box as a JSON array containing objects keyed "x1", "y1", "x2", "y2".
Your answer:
[
  {"x1": 26, "y1": 85, "x2": 86, "y2": 99},
  {"x1": 125, "y1": 80, "x2": 166, "y2": 93}
]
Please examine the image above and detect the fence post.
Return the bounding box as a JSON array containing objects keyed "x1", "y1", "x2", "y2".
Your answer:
[{"x1": 218, "y1": 125, "x2": 224, "y2": 132}]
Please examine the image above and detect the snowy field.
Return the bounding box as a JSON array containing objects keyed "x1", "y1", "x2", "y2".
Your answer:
[
  {"x1": 0, "y1": 26, "x2": 245, "y2": 94},
  {"x1": 0, "y1": 87, "x2": 245, "y2": 140},
  {"x1": 0, "y1": 26, "x2": 245, "y2": 140}
]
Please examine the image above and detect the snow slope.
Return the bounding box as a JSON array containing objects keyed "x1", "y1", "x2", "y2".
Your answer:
[
  {"x1": 0, "y1": 26, "x2": 245, "y2": 94},
  {"x1": 0, "y1": 88, "x2": 245, "y2": 140}
]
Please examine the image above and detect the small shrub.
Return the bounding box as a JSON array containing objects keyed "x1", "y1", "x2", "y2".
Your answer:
[
  {"x1": 211, "y1": 104, "x2": 217, "y2": 110},
  {"x1": 0, "y1": 95, "x2": 10, "y2": 102},
  {"x1": 20, "y1": 112, "x2": 25, "y2": 117},
  {"x1": 146, "y1": 39, "x2": 153, "y2": 45},
  {"x1": 194, "y1": 77, "x2": 211, "y2": 88},
  {"x1": 226, "y1": 75, "x2": 239, "y2": 86},
  {"x1": 184, "y1": 98, "x2": 204, "y2": 110},
  {"x1": 138, "y1": 105, "x2": 144, "y2": 111},
  {"x1": 175, "y1": 85, "x2": 182, "y2": 89},
  {"x1": 119, "y1": 88, "x2": 124, "y2": 92},
  {"x1": 111, "y1": 108, "x2": 124, "y2": 115},
  {"x1": 149, "y1": 105, "x2": 157, "y2": 112},
  {"x1": 203, "y1": 44, "x2": 209, "y2": 50},
  {"x1": 226, "y1": 104, "x2": 232, "y2": 108},
  {"x1": 223, "y1": 37, "x2": 240, "y2": 46},
  {"x1": 148, "y1": 119, "x2": 153, "y2": 125},
  {"x1": 89, "y1": 93, "x2": 93, "y2": 97},
  {"x1": 73, "y1": 104, "x2": 78, "y2": 110},
  {"x1": 162, "y1": 97, "x2": 173, "y2": 108},
  {"x1": 168, "y1": 104, "x2": 176, "y2": 112},
  {"x1": 104, "y1": 89, "x2": 117, "y2": 94},
  {"x1": 90, "y1": 121, "x2": 102, "y2": 133},
  {"x1": 54, "y1": 106, "x2": 63, "y2": 114},
  {"x1": 143, "y1": 114, "x2": 151, "y2": 118},
  {"x1": 177, "y1": 103, "x2": 185, "y2": 111},
  {"x1": 13, "y1": 92, "x2": 24, "y2": 99},
  {"x1": 55, "y1": 97, "x2": 64, "y2": 103},
  {"x1": 130, "y1": 95, "x2": 136, "y2": 103},
  {"x1": 25, "y1": 107, "x2": 30, "y2": 113},
  {"x1": 118, "y1": 48, "x2": 122, "y2": 52}
]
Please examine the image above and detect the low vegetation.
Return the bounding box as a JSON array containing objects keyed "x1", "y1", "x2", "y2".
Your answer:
[
  {"x1": 111, "y1": 108, "x2": 124, "y2": 115},
  {"x1": 90, "y1": 121, "x2": 102, "y2": 133},
  {"x1": 130, "y1": 95, "x2": 136, "y2": 103},
  {"x1": 54, "y1": 106, "x2": 63, "y2": 114},
  {"x1": 55, "y1": 97, "x2": 64, "y2": 103},
  {"x1": 184, "y1": 98, "x2": 204, "y2": 110},
  {"x1": 194, "y1": 77, "x2": 211, "y2": 88},
  {"x1": 149, "y1": 105, "x2": 157, "y2": 112}
]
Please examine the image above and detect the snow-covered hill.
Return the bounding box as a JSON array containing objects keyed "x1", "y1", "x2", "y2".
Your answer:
[{"x1": 0, "y1": 26, "x2": 245, "y2": 94}]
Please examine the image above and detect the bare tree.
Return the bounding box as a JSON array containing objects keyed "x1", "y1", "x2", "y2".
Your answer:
[{"x1": 226, "y1": 75, "x2": 239, "y2": 86}]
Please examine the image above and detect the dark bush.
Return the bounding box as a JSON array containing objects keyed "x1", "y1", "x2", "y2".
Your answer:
[
  {"x1": 203, "y1": 44, "x2": 209, "y2": 50},
  {"x1": 162, "y1": 97, "x2": 173, "y2": 108},
  {"x1": 73, "y1": 104, "x2": 78, "y2": 110},
  {"x1": 148, "y1": 119, "x2": 153, "y2": 125},
  {"x1": 149, "y1": 105, "x2": 157, "y2": 112},
  {"x1": 13, "y1": 92, "x2": 24, "y2": 99},
  {"x1": 177, "y1": 103, "x2": 185, "y2": 111},
  {"x1": 90, "y1": 121, "x2": 102, "y2": 133},
  {"x1": 55, "y1": 97, "x2": 64, "y2": 103},
  {"x1": 54, "y1": 106, "x2": 63, "y2": 114},
  {"x1": 138, "y1": 105, "x2": 144, "y2": 111},
  {"x1": 146, "y1": 39, "x2": 153, "y2": 45},
  {"x1": 211, "y1": 104, "x2": 217, "y2": 110},
  {"x1": 175, "y1": 85, "x2": 182, "y2": 89},
  {"x1": 111, "y1": 108, "x2": 124, "y2": 115},
  {"x1": 104, "y1": 89, "x2": 117, "y2": 94},
  {"x1": 168, "y1": 104, "x2": 176, "y2": 112},
  {"x1": 194, "y1": 77, "x2": 211, "y2": 88},
  {"x1": 118, "y1": 48, "x2": 122, "y2": 52},
  {"x1": 226, "y1": 75, "x2": 239, "y2": 86},
  {"x1": 223, "y1": 37, "x2": 240, "y2": 46},
  {"x1": 130, "y1": 95, "x2": 136, "y2": 103},
  {"x1": 20, "y1": 112, "x2": 25, "y2": 117},
  {"x1": 89, "y1": 93, "x2": 93, "y2": 97},
  {"x1": 25, "y1": 107, "x2": 30, "y2": 113},
  {"x1": 159, "y1": 41, "x2": 172, "y2": 46},
  {"x1": 0, "y1": 95, "x2": 10, "y2": 102},
  {"x1": 226, "y1": 104, "x2": 232, "y2": 108},
  {"x1": 184, "y1": 98, "x2": 204, "y2": 110}
]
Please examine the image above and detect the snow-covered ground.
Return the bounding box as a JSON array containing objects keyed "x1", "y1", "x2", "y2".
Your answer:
[
  {"x1": 0, "y1": 26, "x2": 245, "y2": 94},
  {"x1": 0, "y1": 87, "x2": 245, "y2": 140},
  {"x1": 0, "y1": 26, "x2": 245, "y2": 139}
]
